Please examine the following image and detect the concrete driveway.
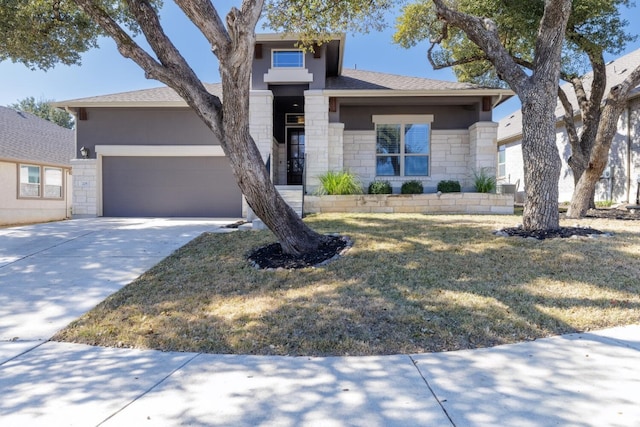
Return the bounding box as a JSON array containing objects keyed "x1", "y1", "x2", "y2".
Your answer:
[{"x1": 0, "y1": 218, "x2": 236, "y2": 356}]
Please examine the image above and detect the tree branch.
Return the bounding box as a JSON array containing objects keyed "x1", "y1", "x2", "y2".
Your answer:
[
  {"x1": 431, "y1": 0, "x2": 529, "y2": 94},
  {"x1": 173, "y1": 0, "x2": 230, "y2": 57},
  {"x1": 531, "y1": 0, "x2": 572, "y2": 87}
]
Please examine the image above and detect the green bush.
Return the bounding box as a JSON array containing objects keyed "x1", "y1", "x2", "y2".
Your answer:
[
  {"x1": 595, "y1": 200, "x2": 614, "y2": 208},
  {"x1": 437, "y1": 180, "x2": 461, "y2": 193},
  {"x1": 473, "y1": 168, "x2": 497, "y2": 193},
  {"x1": 368, "y1": 180, "x2": 393, "y2": 194},
  {"x1": 316, "y1": 170, "x2": 363, "y2": 195},
  {"x1": 401, "y1": 180, "x2": 424, "y2": 194}
]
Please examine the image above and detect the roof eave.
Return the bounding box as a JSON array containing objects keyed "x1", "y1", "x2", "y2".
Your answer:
[
  {"x1": 52, "y1": 101, "x2": 189, "y2": 108},
  {"x1": 322, "y1": 88, "x2": 514, "y2": 98}
]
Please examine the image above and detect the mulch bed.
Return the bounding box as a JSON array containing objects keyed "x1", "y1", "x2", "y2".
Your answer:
[{"x1": 248, "y1": 235, "x2": 351, "y2": 270}]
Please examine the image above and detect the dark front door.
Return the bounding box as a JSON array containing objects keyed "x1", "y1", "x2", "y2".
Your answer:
[{"x1": 287, "y1": 128, "x2": 305, "y2": 185}]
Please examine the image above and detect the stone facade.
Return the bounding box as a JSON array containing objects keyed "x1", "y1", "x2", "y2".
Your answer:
[
  {"x1": 304, "y1": 91, "x2": 330, "y2": 192},
  {"x1": 70, "y1": 159, "x2": 97, "y2": 217},
  {"x1": 249, "y1": 90, "x2": 274, "y2": 163},
  {"x1": 304, "y1": 193, "x2": 514, "y2": 215}
]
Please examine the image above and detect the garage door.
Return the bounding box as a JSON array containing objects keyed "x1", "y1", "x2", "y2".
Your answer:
[{"x1": 102, "y1": 156, "x2": 242, "y2": 217}]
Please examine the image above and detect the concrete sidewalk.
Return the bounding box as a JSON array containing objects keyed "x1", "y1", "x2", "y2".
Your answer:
[{"x1": 1, "y1": 219, "x2": 639, "y2": 426}]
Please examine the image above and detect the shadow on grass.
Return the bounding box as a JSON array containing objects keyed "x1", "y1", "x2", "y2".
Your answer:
[{"x1": 55, "y1": 213, "x2": 640, "y2": 356}]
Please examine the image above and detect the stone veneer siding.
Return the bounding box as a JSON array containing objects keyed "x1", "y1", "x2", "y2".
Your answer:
[
  {"x1": 343, "y1": 129, "x2": 473, "y2": 191},
  {"x1": 304, "y1": 91, "x2": 330, "y2": 191},
  {"x1": 70, "y1": 158, "x2": 98, "y2": 217},
  {"x1": 304, "y1": 193, "x2": 514, "y2": 215}
]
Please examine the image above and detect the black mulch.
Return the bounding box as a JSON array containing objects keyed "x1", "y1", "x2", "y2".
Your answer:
[
  {"x1": 497, "y1": 226, "x2": 604, "y2": 240},
  {"x1": 248, "y1": 235, "x2": 351, "y2": 270}
]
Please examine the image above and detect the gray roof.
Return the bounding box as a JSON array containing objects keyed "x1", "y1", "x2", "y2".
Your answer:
[
  {"x1": 0, "y1": 106, "x2": 75, "y2": 167},
  {"x1": 57, "y1": 71, "x2": 509, "y2": 107},
  {"x1": 57, "y1": 83, "x2": 223, "y2": 106},
  {"x1": 498, "y1": 48, "x2": 640, "y2": 143},
  {"x1": 327, "y1": 68, "x2": 481, "y2": 91}
]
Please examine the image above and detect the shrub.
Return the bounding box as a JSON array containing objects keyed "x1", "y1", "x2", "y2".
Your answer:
[
  {"x1": 473, "y1": 168, "x2": 497, "y2": 193},
  {"x1": 368, "y1": 180, "x2": 393, "y2": 194},
  {"x1": 401, "y1": 180, "x2": 424, "y2": 194},
  {"x1": 437, "y1": 180, "x2": 461, "y2": 193},
  {"x1": 596, "y1": 200, "x2": 614, "y2": 208},
  {"x1": 316, "y1": 170, "x2": 363, "y2": 195}
]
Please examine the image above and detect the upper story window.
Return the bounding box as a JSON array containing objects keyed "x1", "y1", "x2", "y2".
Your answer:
[
  {"x1": 373, "y1": 115, "x2": 433, "y2": 177},
  {"x1": 272, "y1": 50, "x2": 304, "y2": 68}
]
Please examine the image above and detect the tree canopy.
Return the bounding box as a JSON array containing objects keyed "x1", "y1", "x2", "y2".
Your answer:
[
  {"x1": 9, "y1": 96, "x2": 74, "y2": 128},
  {"x1": 394, "y1": 0, "x2": 635, "y2": 87}
]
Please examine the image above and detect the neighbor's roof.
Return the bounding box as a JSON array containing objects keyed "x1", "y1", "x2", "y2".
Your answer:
[
  {"x1": 55, "y1": 70, "x2": 512, "y2": 108},
  {"x1": 498, "y1": 48, "x2": 640, "y2": 144},
  {"x1": 0, "y1": 106, "x2": 74, "y2": 167}
]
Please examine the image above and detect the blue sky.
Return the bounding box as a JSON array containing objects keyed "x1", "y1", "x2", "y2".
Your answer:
[{"x1": 1, "y1": 2, "x2": 639, "y2": 120}]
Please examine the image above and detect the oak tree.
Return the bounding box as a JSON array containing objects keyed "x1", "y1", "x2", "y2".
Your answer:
[{"x1": 1, "y1": 0, "x2": 389, "y2": 255}]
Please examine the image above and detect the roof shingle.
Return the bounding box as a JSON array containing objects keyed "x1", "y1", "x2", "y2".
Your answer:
[{"x1": 0, "y1": 106, "x2": 75, "y2": 167}]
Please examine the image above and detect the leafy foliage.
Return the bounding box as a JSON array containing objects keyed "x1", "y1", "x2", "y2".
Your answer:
[
  {"x1": 368, "y1": 180, "x2": 393, "y2": 194},
  {"x1": 437, "y1": 180, "x2": 461, "y2": 193},
  {"x1": 473, "y1": 168, "x2": 496, "y2": 193},
  {"x1": 400, "y1": 180, "x2": 424, "y2": 194},
  {"x1": 265, "y1": 0, "x2": 394, "y2": 47},
  {"x1": 9, "y1": 97, "x2": 74, "y2": 129},
  {"x1": 316, "y1": 170, "x2": 363, "y2": 195},
  {"x1": 394, "y1": 0, "x2": 635, "y2": 86}
]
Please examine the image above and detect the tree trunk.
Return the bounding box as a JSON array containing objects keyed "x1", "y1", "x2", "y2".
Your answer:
[
  {"x1": 216, "y1": 14, "x2": 327, "y2": 255},
  {"x1": 520, "y1": 95, "x2": 562, "y2": 230}
]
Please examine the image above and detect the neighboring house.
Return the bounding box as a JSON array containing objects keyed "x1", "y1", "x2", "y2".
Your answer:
[
  {"x1": 56, "y1": 34, "x2": 512, "y2": 218},
  {"x1": 0, "y1": 106, "x2": 74, "y2": 225},
  {"x1": 498, "y1": 48, "x2": 640, "y2": 205}
]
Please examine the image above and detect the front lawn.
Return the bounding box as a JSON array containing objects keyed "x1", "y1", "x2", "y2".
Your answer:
[{"x1": 54, "y1": 213, "x2": 640, "y2": 356}]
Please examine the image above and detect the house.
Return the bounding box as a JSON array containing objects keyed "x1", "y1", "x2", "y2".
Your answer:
[
  {"x1": 497, "y1": 48, "x2": 640, "y2": 205},
  {"x1": 57, "y1": 34, "x2": 513, "y2": 219},
  {"x1": 0, "y1": 106, "x2": 74, "y2": 225}
]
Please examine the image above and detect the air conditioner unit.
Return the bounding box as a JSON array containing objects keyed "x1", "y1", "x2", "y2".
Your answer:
[{"x1": 601, "y1": 167, "x2": 611, "y2": 179}]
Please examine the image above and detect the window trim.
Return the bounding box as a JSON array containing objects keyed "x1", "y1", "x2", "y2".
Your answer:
[
  {"x1": 271, "y1": 49, "x2": 305, "y2": 69},
  {"x1": 497, "y1": 145, "x2": 506, "y2": 179},
  {"x1": 373, "y1": 115, "x2": 433, "y2": 177},
  {"x1": 17, "y1": 163, "x2": 65, "y2": 200}
]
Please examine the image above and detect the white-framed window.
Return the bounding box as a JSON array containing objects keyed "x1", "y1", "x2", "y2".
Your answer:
[
  {"x1": 272, "y1": 49, "x2": 304, "y2": 68},
  {"x1": 18, "y1": 164, "x2": 63, "y2": 199},
  {"x1": 373, "y1": 115, "x2": 433, "y2": 177},
  {"x1": 498, "y1": 145, "x2": 506, "y2": 178}
]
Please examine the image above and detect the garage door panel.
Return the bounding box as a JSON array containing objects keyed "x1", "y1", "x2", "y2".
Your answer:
[{"x1": 102, "y1": 156, "x2": 241, "y2": 217}]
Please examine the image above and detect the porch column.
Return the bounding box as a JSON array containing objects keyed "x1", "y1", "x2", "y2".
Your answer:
[
  {"x1": 469, "y1": 121, "x2": 499, "y2": 183},
  {"x1": 304, "y1": 90, "x2": 329, "y2": 193},
  {"x1": 70, "y1": 158, "x2": 98, "y2": 218},
  {"x1": 249, "y1": 90, "x2": 274, "y2": 164}
]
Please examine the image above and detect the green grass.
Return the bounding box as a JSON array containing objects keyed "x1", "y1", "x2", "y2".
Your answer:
[{"x1": 54, "y1": 213, "x2": 640, "y2": 356}]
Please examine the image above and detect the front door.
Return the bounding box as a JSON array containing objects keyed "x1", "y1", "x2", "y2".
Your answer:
[{"x1": 287, "y1": 127, "x2": 305, "y2": 185}]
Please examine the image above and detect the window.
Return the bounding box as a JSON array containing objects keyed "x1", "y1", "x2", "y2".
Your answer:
[
  {"x1": 44, "y1": 167, "x2": 63, "y2": 198},
  {"x1": 498, "y1": 146, "x2": 506, "y2": 178},
  {"x1": 19, "y1": 165, "x2": 63, "y2": 199},
  {"x1": 373, "y1": 115, "x2": 433, "y2": 176},
  {"x1": 19, "y1": 165, "x2": 41, "y2": 197},
  {"x1": 272, "y1": 50, "x2": 304, "y2": 68}
]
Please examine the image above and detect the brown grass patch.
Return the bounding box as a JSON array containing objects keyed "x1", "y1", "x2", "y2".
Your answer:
[{"x1": 54, "y1": 213, "x2": 640, "y2": 356}]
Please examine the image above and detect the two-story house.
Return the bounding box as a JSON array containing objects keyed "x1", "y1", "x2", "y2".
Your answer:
[{"x1": 58, "y1": 34, "x2": 512, "y2": 218}]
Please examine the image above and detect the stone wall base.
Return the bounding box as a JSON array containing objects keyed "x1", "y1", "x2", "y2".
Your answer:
[{"x1": 304, "y1": 193, "x2": 514, "y2": 215}]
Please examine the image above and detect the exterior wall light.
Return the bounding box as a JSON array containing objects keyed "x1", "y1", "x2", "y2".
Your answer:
[{"x1": 80, "y1": 146, "x2": 90, "y2": 159}]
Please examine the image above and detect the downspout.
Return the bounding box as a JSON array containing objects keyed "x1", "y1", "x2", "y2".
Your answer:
[
  {"x1": 626, "y1": 106, "x2": 632, "y2": 203},
  {"x1": 492, "y1": 93, "x2": 505, "y2": 109}
]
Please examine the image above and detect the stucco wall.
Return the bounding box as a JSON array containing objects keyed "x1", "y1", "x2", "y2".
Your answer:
[
  {"x1": 75, "y1": 108, "x2": 221, "y2": 159},
  {"x1": 251, "y1": 41, "x2": 327, "y2": 90},
  {"x1": 0, "y1": 160, "x2": 71, "y2": 225}
]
